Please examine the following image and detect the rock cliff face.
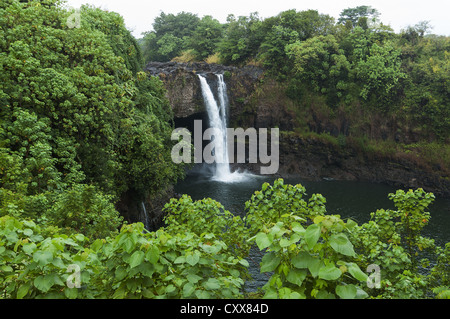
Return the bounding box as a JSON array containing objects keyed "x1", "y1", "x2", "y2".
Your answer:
[{"x1": 145, "y1": 61, "x2": 264, "y2": 126}]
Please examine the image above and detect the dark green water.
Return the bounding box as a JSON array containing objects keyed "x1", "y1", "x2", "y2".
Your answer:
[
  {"x1": 175, "y1": 170, "x2": 450, "y2": 291},
  {"x1": 175, "y1": 171, "x2": 450, "y2": 245}
]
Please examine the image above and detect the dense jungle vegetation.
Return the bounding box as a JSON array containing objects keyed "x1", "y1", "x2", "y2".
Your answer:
[{"x1": 0, "y1": 0, "x2": 449, "y2": 299}]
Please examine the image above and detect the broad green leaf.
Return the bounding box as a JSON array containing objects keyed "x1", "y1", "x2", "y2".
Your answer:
[
  {"x1": 51, "y1": 257, "x2": 65, "y2": 268},
  {"x1": 260, "y1": 252, "x2": 281, "y2": 273},
  {"x1": 115, "y1": 266, "x2": 127, "y2": 280},
  {"x1": 112, "y1": 287, "x2": 127, "y2": 299},
  {"x1": 308, "y1": 259, "x2": 323, "y2": 278},
  {"x1": 186, "y1": 253, "x2": 200, "y2": 266},
  {"x1": 129, "y1": 250, "x2": 145, "y2": 268},
  {"x1": 74, "y1": 234, "x2": 85, "y2": 242},
  {"x1": 355, "y1": 287, "x2": 369, "y2": 299},
  {"x1": 64, "y1": 287, "x2": 78, "y2": 299},
  {"x1": 165, "y1": 284, "x2": 176, "y2": 294},
  {"x1": 23, "y1": 228, "x2": 33, "y2": 237},
  {"x1": 146, "y1": 246, "x2": 160, "y2": 264},
  {"x1": 286, "y1": 268, "x2": 307, "y2": 286},
  {"x1": 329, "y1": 234, "x2": 355, "y2": 257},
  {"x1": 292, "y1": 251, "x2": 321, "y2": 277},
  {"x1": 90, "y1": 239, "x2": 103, "y2": 252},
  {"x1": 34, "y1": 275, "x2": 53, "y2": 293},
  {"x1": 23, "y1": 220, "x2": 36, "y2": 229},
  {"x1": 305, "y1": 224, "x2": 321, "y2": 249},
  {"x1": 279, "y1": 238, "x2": 291, "y2": 248},
  {"x1": 187, "y1": 274, "x2": 202, "y2": 284},
  {"x1": 201, "y1": 243, "x2": 222, "y2": 254},
  {"x1": 279, "y1": 287, "x2": 303, "y2": 299},
  {"x1": 308, "y1": 258, "x2": 323, "y2": 278},
  {"x1": 174, "y1": 256, "x2": 186, "y2": 264},
  {"x1": 238, "y1": 258, "x2": 249, "y2": 267},
  {"x1": 255, "y1": 233, "x2": 271, "y2": 250},
  {"x1": 291, "y1": 222, "x2": 305, "y2": 234},
  {"x1": 318, "y1": 263, "x2": 342, "y2": 280},
  {"x1": 33, "y1": 250, "x2": 53, "y2": 266},
  {"x1": 23, "y1": 242, "x2": 37, "y2": 255},
  {"x1": 17, "y1": 283, "x2": 31, "y2": 299},
  {"x1": 314, "y1": 216, "x2": 325, "y2": 224},
  {"x1": 347, "y1": 263, "x2": 368, "y2": 282},
  {"x1": 183, "y1": 282, "x2": 195, "y2": 297},
  {"x1": 6, "y1": 231, "x2": 18, "y2": 244},
  {"x1": 138, "y1": 263, "x2": 155, "y2": 277},
  {"x1": 204, "y1": 278, "x2": 221, "y2": 290},
  {"x1": 336, "y1": 284, "x2": 357, "y2": 299},
  {"x1": 346, "y1": 219, "x2": 358, "y2": 229},
  {"x1": 195, "y1": 290, "x2": 211, "y2": 299},
  {"x1": 292, "y1": 251, "x2": 310, "y2": 268},
  {"x1": 142, "y1": 289, "x2": 155, "y2": 299},
  {"x1": 1, "y1": 265, "x2": 13, "y2": 272},
  {"x1": 315, "y1": 290, "x2": 336, "y2": 299},
  {"x1": 263, "y1": 287, "x2": 279, "y2": 299}
]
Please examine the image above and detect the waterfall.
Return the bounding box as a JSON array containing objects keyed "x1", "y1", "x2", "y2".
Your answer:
[
  {"x1": 197, "y1": 74, "x2": 247, "y2": 183},
  {"x1": 141, "y1": 201, "x2": 149, "y2": 230}
]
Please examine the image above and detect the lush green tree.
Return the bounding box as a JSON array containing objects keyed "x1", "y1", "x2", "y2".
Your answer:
[
  {"x1": 258, "y1": 25, "x2": 299, "y2": 75},
  {"x1": 256, "y1": 10, "x2": 336, "y2": 75},
  {"x1": 79, "y1": 5, "x2": 143, "y2": 74},
  {"x1": 286, "y1": 35, "x2": 351, "y2": 105},
  {"x1": 0, "y1": 0, "x2": 186, "y2": 231},
  {"x1": 338, "y1": 6, "x2": 380, "y2": 28},
  {"x1": 188, "y1": 15, "x2": 223, "y2": 60},
  {"x1": 153, "y1": 11, "x2": 200, "y2": 40},
  {"x1": 287, "y1": 9, "x2": 336, "y2": 41},
  {"x1": 140, "y1": 11, "x2": 200, "y2": 62},
  {"x1": 400, "y1": 35, "x2": 450, "y2": 139},
  {"x1": 261, "y1": 10, "x2": 335, "y2": 42},
  {"x1": 339, "y1": 27, "x2": 406, "y2": 110},
  {"x1": 354, "y1": 41, "x2": 406, "y2": 108},
  {"x1": 217, "y1": 12, "x2": 263, "y2": 65}
]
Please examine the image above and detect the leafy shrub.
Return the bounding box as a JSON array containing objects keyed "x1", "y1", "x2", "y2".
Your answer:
[
  {"x1": 46, "y1": 184, "x2": 123, "y2": 240},
  {"x1": 246, "y1": 180, "x2": 447, "y2": 299},
  {"x1": 1, "y1": 179, "x2": 448, "y2": 299},
  {"x1": 0, "y1": 215, "x2": 100, "y2": 299},
  {"x1": 164, "y1": 195, "x2": 250, "y2": 258},
  {"x1": 99, "y1": 223, "x2": 247, "y2": 299},
  {"x1": 246, "y1": 179, "x2": 367, "y2": 299},
  {"x1": 244, "y1": 179, "x2": 327, "y2": 237},
  {"x1": 0, "y1": 216, "x2": 248, "y2": 299}
]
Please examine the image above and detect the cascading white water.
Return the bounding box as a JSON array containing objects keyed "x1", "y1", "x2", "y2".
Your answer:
[
  {"x1": 198, "y1": 74, "x2": 230, "y2": 180},
  {"x1": 198, "y1": 74, "x2": 247, "y2": 183},
  {"x1": 216, "y1": 74, "x2": 229, "y2": 123},
  {"x1": 141, "y1": 201, "x2": 149, "y2": 230}
]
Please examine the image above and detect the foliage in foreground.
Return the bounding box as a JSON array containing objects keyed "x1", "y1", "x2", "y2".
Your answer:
[{"x1": 1, "y1": 179, "x2": 448, "y2": 299}]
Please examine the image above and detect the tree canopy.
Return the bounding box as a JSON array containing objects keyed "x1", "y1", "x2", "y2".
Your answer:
[{"x1": 0, "y1": 0, "x2": 186, "y2": 235}]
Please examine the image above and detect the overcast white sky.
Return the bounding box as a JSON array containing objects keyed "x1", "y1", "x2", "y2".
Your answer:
[{"x1": 63, "y1": 0, "x2": 450, "y2": 38}]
